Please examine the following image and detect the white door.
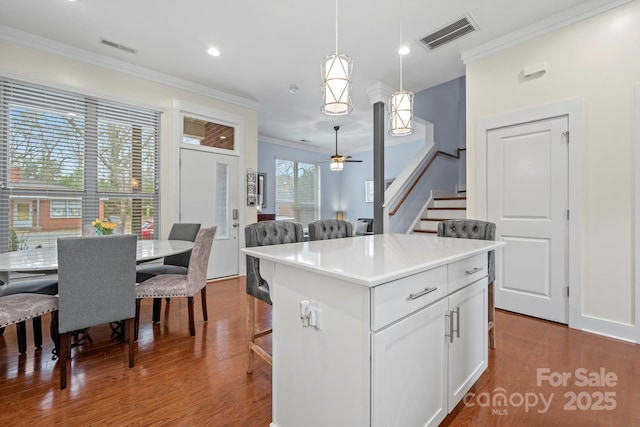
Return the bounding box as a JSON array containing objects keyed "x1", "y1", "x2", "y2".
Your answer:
[
  {"x1": 487, "y1": 116, "x2": 569, "y2": 324},
  {"x1": 179, "y1": 147, "x2": 239, "y2": 279}
]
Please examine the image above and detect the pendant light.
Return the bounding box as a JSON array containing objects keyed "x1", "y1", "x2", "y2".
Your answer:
[
  {"x1": 321, "y1": 0, "x2": 353, "y2": 115},
  {"x1": 389, "y1": 0, "x2": 414, "y2": 136}
]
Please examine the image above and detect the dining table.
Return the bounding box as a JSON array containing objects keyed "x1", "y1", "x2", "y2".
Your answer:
[
  {"x1": 0, "y1": 239, "x2": 194, "y2": 285},
  {"x1": 0, "y1": 239, "x2": 194, "y2": 352}
]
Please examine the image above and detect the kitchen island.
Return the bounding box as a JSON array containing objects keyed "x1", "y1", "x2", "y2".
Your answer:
[{"x1": 242, "y1": 233, "x2": 505, "y2": 427}]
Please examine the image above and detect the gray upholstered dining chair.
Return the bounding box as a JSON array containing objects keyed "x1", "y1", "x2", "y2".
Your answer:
[
  {"x1": 134, "y1": 226, "x2": 216, "y2": 339},
  {"x1": 308, "y1": 219, "x2": 353, "y2": 241},
  {"x1": 55, "y1": 234, "x2": 138, "y2": 389},
  {"x1": 136, "y1": 223, "x2": 201, "y2": 323},
  {"x1": 437, "y1": 219, "x2": 497, "y2": 349},
  {"x1": 0, "y1": 277, "x2": 59, "y2": 349},
  {"x1": 244, "y1": 220, "x2": 304, "y2": 373},
  {"x1": 0, "y1": 293, "x2": 58, "y2": 354}
]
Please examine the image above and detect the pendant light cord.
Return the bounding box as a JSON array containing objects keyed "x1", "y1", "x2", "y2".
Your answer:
[
  {"x1": 399, "y1": 0, "x2": 404, "y2": 91},
  {"x1": 335, "y1": 0, "x2": 339, "y2": 54}
]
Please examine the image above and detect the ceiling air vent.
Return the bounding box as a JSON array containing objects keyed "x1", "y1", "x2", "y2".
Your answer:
[
  {"x1": 100, "y1": 38, "x2": 137, "y2": 54},
  {"x1": 419, "y1": 14, "x2": 478, "y2": 51}
]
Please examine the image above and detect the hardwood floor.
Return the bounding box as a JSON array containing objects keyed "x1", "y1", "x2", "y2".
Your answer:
[
  {"x1": 1, "y1": 277, "x2": 639, "y2": 426},
  {"x1": 0, "y1": 277, "x2": 272, "y2": 426}
]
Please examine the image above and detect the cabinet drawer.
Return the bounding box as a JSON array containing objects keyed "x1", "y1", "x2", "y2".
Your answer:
[
  {"x1": 448, "y1": 253, "x2": 488, "y2": 294},
  {"x1": 371, "y1": 266, "x2": 447, "y2": 331}
]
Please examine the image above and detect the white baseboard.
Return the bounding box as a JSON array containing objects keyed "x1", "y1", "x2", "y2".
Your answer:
[{"x1": 579, "y1": 314, "x2": 637, "y2": 344}]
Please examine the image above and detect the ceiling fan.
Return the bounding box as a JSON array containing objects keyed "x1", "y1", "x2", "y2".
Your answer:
[{"x1": 329, "y1": 125, "x2": 362, "y2": 171}]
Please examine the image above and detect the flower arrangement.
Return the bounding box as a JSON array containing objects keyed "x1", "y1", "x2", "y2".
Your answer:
[{"x1": 92, "y1": 219, "x2": 118, "y2": 235}]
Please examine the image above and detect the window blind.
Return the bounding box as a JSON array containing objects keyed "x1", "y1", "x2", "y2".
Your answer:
[
  {"x1": 275, "y1": 158, "x2": 319, "y2": 226},
  {"x1": 0, "y1": 78, "x2": 160, "y2": 252}
]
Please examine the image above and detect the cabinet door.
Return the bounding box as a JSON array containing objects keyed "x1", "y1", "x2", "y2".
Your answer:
[
  {"x1": 371, "y1": 298, "x2": 448, "y2": 427},
  {"x1": 448, "y1": 279, "x2": 488, "y2": 411}
]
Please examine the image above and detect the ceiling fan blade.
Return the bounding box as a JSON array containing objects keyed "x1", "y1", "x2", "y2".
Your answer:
[{"x1": 345, "y1": 159, "x2": 363, "y2": 163}]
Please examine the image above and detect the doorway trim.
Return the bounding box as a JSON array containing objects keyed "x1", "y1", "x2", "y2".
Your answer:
[
  {"x1": 635, "y1": 83, "x2": 640, "y2": 344},
  {"x1": 476, "y1": 99, "x2": 583, "y2": 330},
  {"x1": 172, "y1": 99, "x2": 245, "y2": 275}
]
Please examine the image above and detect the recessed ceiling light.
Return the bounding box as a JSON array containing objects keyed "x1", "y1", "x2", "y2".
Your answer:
[
  {"x1": 398, "y1": 45, "x2": 410, "y2": 55},
  {"x1": 207, "y1": 47, "x2": 221, "y2": 57}
]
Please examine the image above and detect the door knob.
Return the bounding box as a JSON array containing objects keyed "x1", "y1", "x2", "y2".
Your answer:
[{"x1": 232, "y1": 223, "x2": 239, "y2": 227}]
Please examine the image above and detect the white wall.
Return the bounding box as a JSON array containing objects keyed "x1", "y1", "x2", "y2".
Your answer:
[
  {"x1": 465, "y1": 1, "x2": 640, "y2": 334},
  {"x1": 0, "y1": 39, "x2": 259, "y2": 235}
]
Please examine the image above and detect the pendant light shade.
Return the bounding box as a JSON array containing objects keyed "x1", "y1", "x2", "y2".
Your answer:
[
  {"x1": 321, "y1": 53, "x2": 353, "y2": 115},
  {"x1": 389, "y1": 90, "x2": 414, "y2": 136},
  {"x1": 330, "y1": 160, "x2": 344, "y2": 171},
  {"x1": 321, "y1": 0, "x2": 353, "y2": 116}
]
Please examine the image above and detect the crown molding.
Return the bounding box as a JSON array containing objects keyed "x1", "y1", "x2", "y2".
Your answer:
[
  {"x1": 0, "y1": 24, "x2": 260, "y2": 111},
  {"x1": 367, "y1": 82, "x2": 395, "y2": 105},
  {"x1": 461, "y1": 0, "x2": 632, "y2": 64}
]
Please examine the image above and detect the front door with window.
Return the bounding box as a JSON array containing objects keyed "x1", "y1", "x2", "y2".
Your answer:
[{"x1": 179, "y1": 148, "x2": 239, "y2": 279}]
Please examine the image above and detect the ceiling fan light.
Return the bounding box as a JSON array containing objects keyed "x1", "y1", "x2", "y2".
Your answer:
[
  {"x1": 389, "y1": 90, "x2": 414, "y2": 136},
  {"x1": 330, "y1": 161, "x2": 344, "y2": 171},
  {"x1": 321, "y1": 54, "x2": 353, "y2": 115}
]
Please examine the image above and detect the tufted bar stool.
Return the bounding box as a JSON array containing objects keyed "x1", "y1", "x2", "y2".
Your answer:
[
  {"x1": 437, "y1": 219, "x2": 497, "y2": 349},
  {"x1": 244, "y1": 220, "x2": 304, "y2": 373},
  {"x1": 308, "y1": 219, "x2": 353, "y2": 241}
]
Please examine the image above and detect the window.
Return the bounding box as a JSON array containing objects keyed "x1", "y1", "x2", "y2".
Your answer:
[
  {"x1": 0, "y1": 78, "x2": 160, "y2": 251},
  {"x1": 275, "y1": 158, "x2": 319, "y2": 225},
  {"x1": 50, "y1": 199, "x2": 81, "y2": 218}
]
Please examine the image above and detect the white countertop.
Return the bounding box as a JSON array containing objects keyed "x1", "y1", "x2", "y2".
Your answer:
[{"x1": 242, "y1": 233, "x2": 505, "y2": 287}]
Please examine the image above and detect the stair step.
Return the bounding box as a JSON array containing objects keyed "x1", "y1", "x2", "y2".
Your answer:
[
  {"x1": 416, "y1": 218, "x2": 441, "y2": 232},
  {"x1": 414, "y1": 229, "x2": 437, "y2": 234},
  {"x1": 432, "y1": 198, "x2": 467, "y2": 208},
  {"x1": 427, "y1": 207, "x2": 466, "y2": 220}
]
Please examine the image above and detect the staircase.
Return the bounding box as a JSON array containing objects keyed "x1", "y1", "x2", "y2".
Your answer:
[{"x1": 413, "y1": 188, "x2": 467, "y2": 234}]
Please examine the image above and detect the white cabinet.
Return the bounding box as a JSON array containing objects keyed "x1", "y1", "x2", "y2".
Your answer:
[
  {"x1": 372, "y1": 298, "x2": 449, "y2": 427},
  {"x1": 371, "y1": 279, "x2": 488, "y2": 427},
  {"x1": 447, "y1": 280, "x2": 488, "y2": 411}
]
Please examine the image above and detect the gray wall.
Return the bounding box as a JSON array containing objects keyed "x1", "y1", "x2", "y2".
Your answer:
[{"x1": 414, "y1": 76, "x2": 466, "y2": 183}]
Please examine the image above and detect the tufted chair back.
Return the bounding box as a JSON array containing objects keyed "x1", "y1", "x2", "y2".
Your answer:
[
  {"x1": 308, "y1": 219, "x2": 353, "y2": 241},
  {"x1": 245, "y1": 221, "x2": 304, "y2": 305},
  {"x1": 185, "y1": 226, "x2": 217, "y2": 295},
  {"x1": 437, "y1": 219, "x2": 496, "y2": 283}
]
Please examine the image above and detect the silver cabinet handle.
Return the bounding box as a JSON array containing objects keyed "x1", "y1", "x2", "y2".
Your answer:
[
  {"x1": 465, "y1": 267, "x2": 483, "y2": 275},
  {"x1": 453, "y1": 306, "x2": 460, "y2": 338},
  {"x1": 409, "y1": 286, "x2": 437, "y2": 300},
  {"x1": 445, "y1": 310, "x2": 455, "y2": 343}
]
